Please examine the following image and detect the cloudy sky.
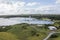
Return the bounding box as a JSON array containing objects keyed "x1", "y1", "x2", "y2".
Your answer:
[{"x1": 0, "y1": 0, "x2": 60, "y2": 15}]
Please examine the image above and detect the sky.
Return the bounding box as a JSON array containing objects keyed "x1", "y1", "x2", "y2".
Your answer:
[{"x1": 0, "y1": 0, "x2": 60, "y2": 15}]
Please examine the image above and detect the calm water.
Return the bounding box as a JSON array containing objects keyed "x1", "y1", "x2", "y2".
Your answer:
[{"x1": 0, "y1": 17, "x2": 54, "y2": 26}]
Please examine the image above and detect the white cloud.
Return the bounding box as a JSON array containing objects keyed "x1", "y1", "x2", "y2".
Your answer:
[
  {"x1": 56, "y1": 0, "x2": 60, "y2": 4},
  {"x1": 0, "y1": 1, "x2": 26, "y2": 15},
  {"x1": 35, "y1": 4, "x2": 60, "y2": 14},
  {"x1": 0, "y1": 0, "x2": 59, "y2": 15},
  {"x1": 26, "y1": 2, "x2": 40, "y2": 6}
]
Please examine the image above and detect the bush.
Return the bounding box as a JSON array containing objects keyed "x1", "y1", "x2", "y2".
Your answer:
[
  {"x1": 50, "y1": 34, "x2": 58, "y2": 38},
  {"x1": 0, "y1": 26, "x2": 12, "y2": 32},
  {"x1": 31, "y1": 31, "x2": 37, "y2": 36}
]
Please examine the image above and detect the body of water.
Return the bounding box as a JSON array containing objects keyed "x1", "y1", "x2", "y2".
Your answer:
[{"x1": 0, "y1": 17, "x2": 54, "y2": 26}]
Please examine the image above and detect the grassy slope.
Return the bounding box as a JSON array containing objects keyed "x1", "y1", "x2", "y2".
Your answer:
[
  {"x1": 6, "y1": 24, "x2": 48, "y2": 40},
  {"x1": 0, "y1": 32, "x2": 19, "y2": 40}
]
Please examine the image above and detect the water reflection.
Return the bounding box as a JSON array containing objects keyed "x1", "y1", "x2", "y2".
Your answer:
[{"x1": 0, "y1": 17, "x2": 54, "y2": 26}]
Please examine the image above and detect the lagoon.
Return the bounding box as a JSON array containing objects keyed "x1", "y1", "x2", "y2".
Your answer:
[{"x1": 0, "y1": 17, "x2": 54, "y2": 26}]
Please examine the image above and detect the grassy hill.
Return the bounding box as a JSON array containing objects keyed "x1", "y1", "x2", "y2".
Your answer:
[
  {"x1": 5, "y1": 24, "x2": 48, "y2": 40},
  {"x1": 0, "y1": 22, "x2": 60, "y2": 40},
  {"x1": 0, "y1": 21, "x2": 60, "y2": 40},
  {"x1": 1, "y1": 22, "x2": 60, "y2": 40},
  {"x1": 0, "y1": 32, "x2": 19, "y2": 40}
]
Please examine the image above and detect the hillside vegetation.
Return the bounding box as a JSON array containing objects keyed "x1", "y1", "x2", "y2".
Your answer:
[{"x1": 7, "y1": 24, "x2": 48, "y2": 40}]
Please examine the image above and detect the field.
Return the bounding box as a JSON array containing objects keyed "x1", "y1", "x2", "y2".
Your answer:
[
  {"x1": 0, "y1": 23, "x2": 50, "y2": 40},
  {"x1": 0, "y1": 32, "x2": 19, "y2": 40}
]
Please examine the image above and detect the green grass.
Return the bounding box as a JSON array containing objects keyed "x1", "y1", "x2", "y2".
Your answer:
[
  {"x1": 1, "y1": 23, "x2": 58, "y2": 40},
  {"x1": 0, "y1": 32, "x2": 19, "y2": 40},
  {"x1": 6, "y1": 24, "x2": 48, "y2": 40}
]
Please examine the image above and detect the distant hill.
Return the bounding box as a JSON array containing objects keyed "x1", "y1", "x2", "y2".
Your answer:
[
  {"x1": 0, "y1": 14, "x2": 60, "y2": 20},
  {"x1": 0, "y1": 14, "x2": 60, "y2": 17}
]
